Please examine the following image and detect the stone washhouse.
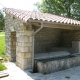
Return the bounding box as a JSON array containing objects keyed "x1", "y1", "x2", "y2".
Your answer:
[{"x1": 4, "y1": 8, "x2": 80, "y2": 73}]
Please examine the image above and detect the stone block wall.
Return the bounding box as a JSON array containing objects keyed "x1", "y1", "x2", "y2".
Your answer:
[
  {"x1": 60, "y1": 30, "x2": 80, "y2": 47},
  {"x1": 34, "y1": 29, "x2": 80, "y2": 54},
  {"x1": 16, "y1": 29, "x2": 34, "y2": 69},
  {"x1": 11, "y1": 32, "x2": 16, "y2": 61},
  {"x1": 36, "y1": 56, "x2": 80, "y2": 74},
  {"x1": 5, "y1": 14, "x2": 33, "y2": 70},
  {"x1": 35, "y1": 28, "x2": 62, "y2": 53},
  {"x1": 5, "y1": 14, "x2": 16, "y2": 61}
]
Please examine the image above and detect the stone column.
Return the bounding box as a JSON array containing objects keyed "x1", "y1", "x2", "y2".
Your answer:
[
  {"x1": 16, "y1": 28, "x2": 34, "y2": 70},
  {"x1": 5, "y1": 31, "x2": 16, "y2": 61},
  {"x1": 10, "y1": 32, "x2": 16, "y2": 61}
]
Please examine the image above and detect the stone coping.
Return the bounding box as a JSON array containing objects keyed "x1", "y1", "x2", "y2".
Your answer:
[{"x1": 34, "y1": 51, "x2": 70, "y2": 59}]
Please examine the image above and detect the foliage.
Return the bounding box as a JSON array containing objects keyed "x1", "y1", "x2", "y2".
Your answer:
[
  {"x1": 0, "y1": 62, "x2": 6, "y2": 71},
  {"x1": 35, "y1": 0, "x2": 80, "y2": 20},
  {"x1": 0, "y1": 32, "x2": 5, "y2": 35},
  {"x1": 0, "y1": 11, "x2": 4, "y2": 30},
  {"x1": 0, "y1": 32, "x2": 7, "y2": 61},
  {"x1": 0, "y1": 32, "x2": 7, "y2": 71},
  {"x1": 0, "y1": 36, "x2": 5, "y2": 56}
]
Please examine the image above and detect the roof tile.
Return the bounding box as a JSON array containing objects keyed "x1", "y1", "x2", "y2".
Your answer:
[{"x1": 4, "y1": 8, "x2": 80, "y2": 26}]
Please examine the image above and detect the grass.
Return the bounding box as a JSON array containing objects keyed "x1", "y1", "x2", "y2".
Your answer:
[
  {"x1": 0, "y1": 32, "x2": 5, "y2": 35},
  {"x1": 0, "y1": 62, "x2": 7, "y2": 71},
  {"x1": 0, "y1": 35, "x2": 5, "y2": 57},
  {"x1": 0, "y1": 32, "x2": 8, "y2": 61},
  {"x1": 0, "y1": 32, "x2": 7, "y2": 71}
]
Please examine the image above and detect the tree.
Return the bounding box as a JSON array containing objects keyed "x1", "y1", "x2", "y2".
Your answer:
[
  {"x1": 35, "y1": 0, "x2": 80, "y2": 20},
  {"x1": 71, "y1": 0, "x2": 80, "y2": 20},
  {"x1": 0, "y1": 11, "x2": 4, "y2": 30}
]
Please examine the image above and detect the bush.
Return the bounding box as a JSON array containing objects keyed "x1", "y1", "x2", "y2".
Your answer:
[{"x1": 0, "y1": 62, "x2": 7, "y2": 71}]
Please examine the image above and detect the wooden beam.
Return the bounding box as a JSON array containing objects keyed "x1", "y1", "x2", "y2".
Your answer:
[{"x1": 30, "y1": 22, "x2": 80, "y2": 30}]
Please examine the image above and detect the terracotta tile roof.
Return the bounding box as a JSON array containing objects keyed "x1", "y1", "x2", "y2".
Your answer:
[{"x1": 4, "y1": 8, "x2": 80, "y2": 26}]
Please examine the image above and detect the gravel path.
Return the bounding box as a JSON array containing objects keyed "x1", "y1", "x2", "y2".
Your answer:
[{"x1": 0, "y1": 62, "x2": 80, "y2": 80}]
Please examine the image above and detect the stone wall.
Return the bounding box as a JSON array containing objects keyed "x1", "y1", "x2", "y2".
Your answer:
[
  {"x1": 5, "y1": 14, "x2": 17, "y2": 61},
  {"x1": 35, "y1": 28, "x2": 80, "y2": 53},
  {"x1": 60, "y1": 30, "x2": 80, "y2": 47},
  {"x1": 5, "y1": 14, "x2": 33, "y2": 70},
  {"x1": 11, "y1": 32, "x2": 16, "y2": 61},
  {"x1": 16, "y1": 29, "x2": 34, "y2": 69},
  {"x1": 34, "y1": 28, "x2": 62, "y2": 53},
  {"x1": 36, "y1": 56, "x2": 80, "y2": 74},
  {"x1": 34, "y1": 29, "x2": 80, "y2": 54},
  {"x1": 5, "y1": 13, "x2": 80, "y2": 70}
]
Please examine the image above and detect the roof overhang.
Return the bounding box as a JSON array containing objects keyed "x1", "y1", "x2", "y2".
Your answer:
[
  {"x1": 27, "y1": 19, "x2": 80, "y2": 30},
  {"x1": 4, "y1": 8, "x2": 80, "y2": 30}
]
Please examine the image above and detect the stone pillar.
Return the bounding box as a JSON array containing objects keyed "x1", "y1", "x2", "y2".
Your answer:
[
  {"x1": 16, "y1": 29, "x2": 34, "y2": 70},
  {"x1": 5, "y1": 31, "x2": 12, "y2": 61},
  {"x1": 5, "y1": 13, "x2": 34, "y2": 70},
  {"x1": 10, "y1": 32, "x2": 16, "y2": 61},
  {"x1": 5, "y1": 31, "x2": 16, "y2": 61}
]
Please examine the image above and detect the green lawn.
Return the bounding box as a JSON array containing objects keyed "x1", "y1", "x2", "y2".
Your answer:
[
  {"x1": 0, "y1": 62, "x2": 7, "y2": 71},
  {"x1": 0, "y1": 32, "x2": 5, "y2": 35},
  {"x1": 0, "y1": 32, "x2": 7, "y2": 60},
  {"x1": 0, "y1": 32, "x2": 7, "y2": 71},
  {"x1": 0, "y1": 35, "x2": 5, "y2": 56},
  {"x1": 0, "y1": 32, "x2": 7, "y2": 59}
]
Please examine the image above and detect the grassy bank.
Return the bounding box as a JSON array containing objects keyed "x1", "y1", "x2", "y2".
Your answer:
[
  {"x1": 0, "y1": 32, "x2": 7, "y2": 71},
  {"x1": 0, "y1": 32, "x2": 5, "y2": 35},
  {"x1": 0, "y1": 33, "x2": 5, "y2": 57},
  {"x1": 0, "y1": 32, "x2": 7, "y2": 61},
  {"x1": 0, "y1": 62, "x2": 7, "y2": 71}
]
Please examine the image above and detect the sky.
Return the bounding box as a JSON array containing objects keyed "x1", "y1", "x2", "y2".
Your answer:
[{"x1": 0, "y1": 0, "x2": 42, "y2": 11}]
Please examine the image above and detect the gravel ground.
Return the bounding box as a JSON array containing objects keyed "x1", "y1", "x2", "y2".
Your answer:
[{"x1": 0, "y1": 62, "x2": 80, "y2": 80}]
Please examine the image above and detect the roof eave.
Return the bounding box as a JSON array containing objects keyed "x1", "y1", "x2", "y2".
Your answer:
[{"x1": 27, "y1": 19, "x2": 80, "y2": 30}]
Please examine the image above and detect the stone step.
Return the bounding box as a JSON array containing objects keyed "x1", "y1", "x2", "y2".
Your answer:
[
  {"x1": 0, "y1": 71, "x2": 9, "y2": 78},
  {"x1": 0, "y1": 57, "x2": 3, "y2": 61}
]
